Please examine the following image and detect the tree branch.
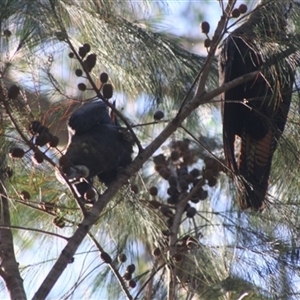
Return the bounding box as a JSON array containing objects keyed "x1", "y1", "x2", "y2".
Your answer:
[{"x1": 0, "y1": 182, "x2": 27, "y2": 300}]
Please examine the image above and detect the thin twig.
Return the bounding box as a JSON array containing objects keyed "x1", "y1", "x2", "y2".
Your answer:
[{"x1": 0, "y1": 224, "x2": 69, "y2": 241}]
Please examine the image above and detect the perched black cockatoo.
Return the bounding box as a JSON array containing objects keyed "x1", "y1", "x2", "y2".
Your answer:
[
  {"x1": 219, "y1": 1, "x2": 297, "y2": 210},
  {"x1": 59, "y1": 101, "x2": 133, "y2": 198}
]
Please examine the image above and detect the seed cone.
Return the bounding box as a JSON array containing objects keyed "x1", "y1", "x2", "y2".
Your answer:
[
  {"x1": 102, "y1": 83, "x2": 113, "y2": 99},
  {"x1": 231, "y1": 8, "x2": 241, "y2": 18},
  {"x1": 20, "y1": 190, "x2": 30, "y2": 201},
  {"x1": 100, "y1": 252, "x2": 112, "y2": 264},
  {"x1": 78, "y1": 83, "x2": 87, "y2": 91},
  {"x1": 100, "y1": 72, "x2": 109, "y2": 83},
  {"x1": 29, "y1": 121, "x2": 42, "y2": 135},
  {"x1": 35, "y1": 132, "x2": 52, "y2": 147},
  {"x1": 126, "y1": 264, "x2": 136, "y2": 274},
  {"x1": 83, "y1": 43, "x2": 91, "y2": 53},
  {"x1": 75, "y1": 69, "x2": 83, "y2": 77},
  {"x1": 186, "y1": 206, "x2": 197, "y2": 218},
  {"x1": 78, "y1": 46, "x2": 87, "y2": 58},
  {"x1": 239, "y1": 4, "x2": 247, "y2": 14},
  {"x1": 153, "y1": 110, "x2": 164, "y2": 120},
  {"x1": 84, "y1": 54, "x2": 97, "y2": 72},
  {"x1": 49, "y1": 135, "x2": 59, "y2": 148},
  {"x1": 149, "y1": 186, "x2": 158, "y2": 196},
  {"x1": 9, "y1": 147, "x2": 25, "y2": 158},
  {"x1": 118, "y1": 253, "x2": 127, "y2": 263},
  {"x1": 32, "y1": 152, "x2": 44, "y2": 164},
  {"x1": 129, "y1": 279, "x2": 136, "y2": 288},
  {"x1": 201, "y1": 21, "x2": 210, "y2": 34},
  {"x1": 8, "y1": 85, "x2": 20, "y2": 99}
]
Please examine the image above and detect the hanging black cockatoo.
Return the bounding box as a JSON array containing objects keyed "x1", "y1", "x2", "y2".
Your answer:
[
  {"x1": 219, "y1": 1, "x2": 299, "y2": 210},
  {"x1": 59, "y1": 101, "x2": 133, "y2": 198}
]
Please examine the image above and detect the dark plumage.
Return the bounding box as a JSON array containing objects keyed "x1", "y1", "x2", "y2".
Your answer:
[
  {"x1": 219, "y1": 1, "x2": 295, "y2": 210},
  {"x1": 60, "y1": 101, "x2": 133, "y2": 197}
]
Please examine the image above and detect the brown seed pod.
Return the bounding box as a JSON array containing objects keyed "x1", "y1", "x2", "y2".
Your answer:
[
  {"x1": 167, "y1": 196, "x2": 178, "y2": 205},
  {"x1": 100, "y1": 252, "x2": 112, "y2": 264},
  {"x1": 199, "y1": 189, "x2": 208, "y2": 201},
  {"x1": 152, "y1": 247, "x2": 161, "y2": 257},
  {"x1": 83, "y1": 43, "x2": 91, "y2": 53},
  {"x1": 131, "y1": 184, "x2": 139, "y2": 194},
  {"x1": 201, "y1": 21, "x2": 210, "y2": 34},
  {"x1": 59, "y1": 155, "x2": 71, "y2": 174},
  {"x1": 78, "y1": 83, "x2": 87, "y2": 91},
  {"x1": 29, "y1": 121, "x2": 42, "y2": 135},
  {"x1": 184, "y1": 203, "x2": 191, "y2": 212},
  {"x1": 49, "y1": 135, "x2": 59, "y2": 148},
  {"x1": 167, "y1": 217, "x2": 174, "y2": 227},
  {"x1": 238, "y1": 4, "x2": 248, "y2": 14},
  {"x1": 162, "y1": 230, "x2": 171, "y2": 237},
  {"x1": 100, "y1": 72, "x2": 109, "y2": 83},
  {"x1": 78, "y1": 46, "x2": 87, "y2": 58},
  {"x1": 153, "y1": 110, "x2": 164, "y2": 121},
  {"x1": 37, "y1": 125, "x2": 49, "y2": 135},
  {"x1": 190, "y1": 196, "x2": 200, "y2": 204},
  {"x1": 149, "y1": 200, "x2": 161, "y2": 209},
  {"x1": 186, "y1": 206, "x2": 197, "y2": 218},
  {"x1": 170, "y1": 150, "x2": 180, "y2": 161},
  {"x1": 8, "y1": 85, "x2": 20, "y2": 99},
  {"x1": 9, "y1": 147, "x2": 25, "y2": 158},
  {"x1": 179, "y1": 179, "x2": 189, "y2": 191},
  {"x1": 204, "y1": 38, "x2": 211, "y2": 48},
  {"x1": 231, "y1": 8, "x2": 241, "y2": 18},
  {"x1": 53, "y1": 217, "x2": 66, "y2": 228},
  {"x1": 190, "y1": 168, "x2": 200, "y2": 178},
  {"x1": 20, "y1": 190, "x2": 30, "y2": 201},
  {"x1": 128, "y1": 279, "x2": 137, "y2": 288},
  {"x1": 168, "y1": 175, "x2": 177, "y2": 186},
  {"x1": 149, "y1": 186, "x2": 158, "y2": 196},
  {"x1": 126, "y1": 264, "x2": 136, "y2": 274},
  {"x1": 123, "y1": 271, "x2": 132, "y2": 281},
  {"x1": 32, "y1": 152, "x2": 44, "y2": 164},
  {"x1": 178, "y1": 139, "x2": 190, "y2": 152},
  {"x1": 172, "y1": 253, "x2": 183, "y2": 263},
  {"x1": 160, "y1": 205, "x2": 174, "y2": 218},
  {"x1": 118, "y1": 253, "x2": 127, "y2": 263},
  {"x1": 75, "y1": 69, "x2": 83, "y2": 77},
  {"x1": 3, "y1": 29, "x2": 12, "y2": 38},
  {"x1": 207, "y1": 176, "x2": 218, "y2": 187},
  {"x1": 84, "y1": 54, "x2": 97, "y2": 72},
  {"x1": 167, "y1": 186, "x2": 178, "y2": 197},
  {"x1": 35, "y1": 132, "x2": 52, "y2": 147},
  {"x1": 102, "y1": 83, "x2": 113, "y2": 99},
  {"x1": 184, "y1": 173, "x2": 194, "y2": 183}
]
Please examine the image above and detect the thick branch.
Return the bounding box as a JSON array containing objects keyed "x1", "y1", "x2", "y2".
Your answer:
[{"x1": 0, "y1": 182, "x2": 27, "y2": 300}]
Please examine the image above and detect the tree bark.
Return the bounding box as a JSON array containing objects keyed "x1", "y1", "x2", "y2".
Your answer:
[{"x1": 0, "y1": 180, "x2": 27, "y2": 300}]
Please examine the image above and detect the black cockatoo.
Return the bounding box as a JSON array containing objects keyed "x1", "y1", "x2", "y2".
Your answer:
[
  {"x1": 59, "y1": 101, "x2": 133, "y2": 198},
  {"x1": 219, "y1": 1, "x2": 297, "y2": 210}
]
